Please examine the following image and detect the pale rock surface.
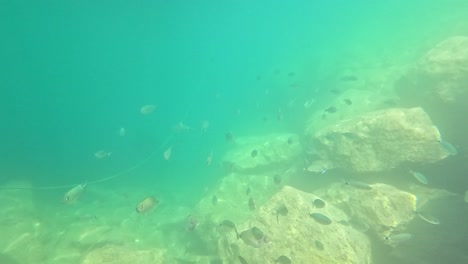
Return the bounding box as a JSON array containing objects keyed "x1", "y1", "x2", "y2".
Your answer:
[
  {"x1": 223, "y1": 133, "x2": 302, "y2": 174},
  {"x1": 218, "y1": 186, "x2": 371, "y2": 264},
  {"x1": 317, "y1": 183, "x2": 417, "y2": 241},
  {"x1": 312, "y1": 107, "x2": 448, "y2": 172}
]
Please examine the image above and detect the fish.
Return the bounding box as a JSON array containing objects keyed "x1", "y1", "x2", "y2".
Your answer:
[
  {"x1": 276, "y1": 206, "x2": 288, "y2": 224},
  {"x1": 206, "y1": 151, "x2": 213, "y2": 166},
  {"x1": 225, "y1": 132, "x2": 233, "y2": 142},
  {"x1": 118, "y1": 127, "x2": 126, "y2": 136},
  {"x1": 173, "y1": 122, "x2": 192, "y2": 133},
  {"x1": 140, "y1": 104, "x2": 156, "y2": 115},
  {"x1": 313, "y1": 198, "x2": 326, "y2": 208},
  {"x1": 344, "y1": 99, "x2": 352, "y2": 105},
  {"x1": 415, "y1": 211, "x2": 440, "y2": 225},
  {"x1": 309, "y1": 212, "x2": 332, "y2": 225},
  {"x1": 163, "y1": 146, "x2": 172, "y2": 160},
  {"x1": 465, "y1": 190, "x2": 468, "y2": 203},
  {"x1": 384, "y1": 233, "x2": 413, "y2": 245},
  {"x1": 218, "y1": 220, "x2": 239, "y2": 239},
  {"x1": 201, "y1": 120, "x2": 210, "y2": 135},
  {"x1": 94, "y1": 150, "x2": 111, "y2": 159},
  {"x1": 251, "y1": 227, "x2": 264, "y2": 240},
  {"x1": 349, "y1": 218, "x2": 370, "y2": 233},
  {"x1": 439, "y1": 140, "x2": 458, "y2": 155},
  {"x1": 410, "y1": 170, "x2": 428, "y2": 184},
  {"x1": 324, "y1": 106, "x2": 337, "y2": 113},
  {"x1": 136, "y1": 196, "x2": 158, "y2": 213},
  {"x1": 340, "y1": 75, "x2": 358, "y2": 82},
  {"x1": 246, "y1": 187, "x2": 251, "y2": 196},
  {"x1": 239, "y1": 227, "x2": 270, "y2": 248},
  {"x1": 277, "y1": 109, "x2": 283, "y2": 121},
  {"x1": 275, "y1": 255, "x2": 291, "y2": 264},
  {"x1": 315, "y1": 240, "x2": 325, "y2": 251},
  {"x1": 287, "y1": 136, "x2": 294, "y2": 144},
  {"x1": 273, "y1": 174, "x2": 282, "y2": 184},
  {"x1": 251, "y1": 149, "x2": 258, "y2": 158},
  {"x1": 304, "y1": 161, "x2": 328, "y2": 174},
  {"x1": 212, "y1": 195, "x2": 218, "y2": 206},
  {"x1": 238, "y1": 256, "x2": 249, "y2": 264},
  {"x1": 63, "y1": 184, "x2": 86, "y2": 204},
  {"x1": 185, "y1": 215, "x2": 198, "y2": 231},
  {"x1": 248, "y1": 197, "x2": 256, "y2": 210},
  {"x1": 345, "y1": 180, "x2": 372, "y2": 190}
]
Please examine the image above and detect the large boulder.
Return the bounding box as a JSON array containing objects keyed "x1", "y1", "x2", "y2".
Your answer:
[
  {"x1": 222, "y1": 133, "x2": 302, "y2": 174},
  {"x1": 397, "y1": 36, "x2": 468, "y2": 104},
  {"x1": 317, "y1": 182, "x2": 417, "y2": 241},
  {"x1": 312, "y1": 107, "x2": 449, "y2": 172},
  {"x1": 217, "y1": 186, "x2": 371, "y2": 264}
]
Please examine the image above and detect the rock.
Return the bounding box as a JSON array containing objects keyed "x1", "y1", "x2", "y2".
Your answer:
[
  {"x1": 397, "y1": 36, "x2": 468, "y2": 104},
  {"x1": 312, "y1": 107, "x2": 448, "y2": 172},
  {"x1": 318, "y1": 183, "x2": 417, "y2": 240},
  {"x1": 82, "y1": 245, "x2": 166, "y2": 264},
  {"x1": 222, "y1": 133, "x2": 302, "y2": 174},
  {"x1": 217, "y1": 186, "x2": 371, "y2": 264}
]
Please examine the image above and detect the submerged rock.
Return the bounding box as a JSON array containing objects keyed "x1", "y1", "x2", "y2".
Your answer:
[
  {"x1": 318, "y1": 183, "x2": 416, "y2": 240},
  {"x1": 222, "y1": 133, "x2": 302, "y2": 174},
  {"x1": 218, "y1": 186, "x2": 371, "y2": 264},
  {"x1": 312, "y1": 107, "x2": 448, "y2": 172},
  {"x1": 397, "y1": 36, "x2": 468, "y2": 104},
  {"x1": 82, "y1": 245, "x2": 166, "y2": 264}
]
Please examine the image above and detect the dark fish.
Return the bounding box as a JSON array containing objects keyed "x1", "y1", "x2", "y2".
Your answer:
[
  {"x1": 251, "y1": 226, "x2": 264, "y2": 240},
  {"x1": 246, "y1": 187, "x2": 251, "y2": 195},
  {"x1": 313, "y1": 199, "x2": 326, "y2": 208},
  {"x1": 185, "y1": 215, "x2": 198, "y2": 231},
  {"x1": 349, "y1": 218, "x2": 369, "y2": 232},
  {"x1": 344, "y1": 99, "x2": 352, "y2": 105},
  {"x1": 136, "y1": 196, "x2": 158, "y2": 213},
  {"x1": 274, "y1": 174, "x2": 282, "y2": 184},
  {"x1": 287, "y1": 136, "x2": 294, "y2": 144},
  {"x1": 251, "y1": 149, "x2": 258, "y2": 158},
  {"x1": 212, "y1": 195, "x2": 218, "y2": 206},
  {"x1": 219, "y1": 220, "x2": 239, "y2": 239},
  {"x1": 276, "y1": 206, "x2": 289, "y2": 224},
  {"x1": 248, "y1": 197, "x2": 256, "y2": 210},
  {"x1": 310, "y1": 212, "x2": 332, "y2": 225},
  {"x1": 275, "y1": 255, "x2": 292, "y2": 264},
  {"x1": 324, "y1": 106, "x2": 337, "y2": 113},
  {"x1": 238, "y1": 256, "x2": 249, "y2": 264},
  {"x1": 225, "y1": 132, "x2": 233, "y2": 142},
  {"x1": 288, "y1": 72, "x2": 295, "y2": 77},
  {"x1": 240, "y1": 228, "x2": 269, "y2": 248},
  {"x1": 315, "y1": 240, "x2": 325, "y2": 251},
  {"x1": 330, "y1": 89, "x2": 341, "y2": 94},
  {"x1": 340, "y1": 75, "x2": 358, "y2": 82}
]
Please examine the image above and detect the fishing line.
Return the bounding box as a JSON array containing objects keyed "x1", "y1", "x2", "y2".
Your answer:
[{"x1": 0, "y1": 102, "x2": 194, "y2": 191}]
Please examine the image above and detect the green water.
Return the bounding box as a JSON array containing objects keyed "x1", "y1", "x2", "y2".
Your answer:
[{"x1": 1, "y1": 1, "x2": 468, "y2": 263}]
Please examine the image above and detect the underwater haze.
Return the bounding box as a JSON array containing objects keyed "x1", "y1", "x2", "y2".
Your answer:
[{"x1": 1, "y1": 1, "x2": 468, "y2": 263}]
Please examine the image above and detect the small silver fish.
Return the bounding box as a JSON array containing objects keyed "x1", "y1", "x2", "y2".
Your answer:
[
  {"x1": 248, "y1": 197, "x2": 256, "y2": 210},
  {"x1": 136, "y1": 196, "x2": 158, "y2": 213},
  {"x1": 140, "y1": 104, "x2": 156, "y2": 115},
  {"x1": 416, "y1": 211, "x2": 440, "y2": 225},
  {"x1": 345, "y1": 180, "x2": 372, "y2": 190},
  {"x1": 385, "y1": 233, "x2": 413, "y2": 245},
  {"x1": 410, "y1": 170, "x2": 428, "y2": 185},
  {"x1": 439, "y1": 140, "x2": 458, "y2": 155},
  {"x1": 63, "y1": 184, "x2": 86, "y2": 204}
]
